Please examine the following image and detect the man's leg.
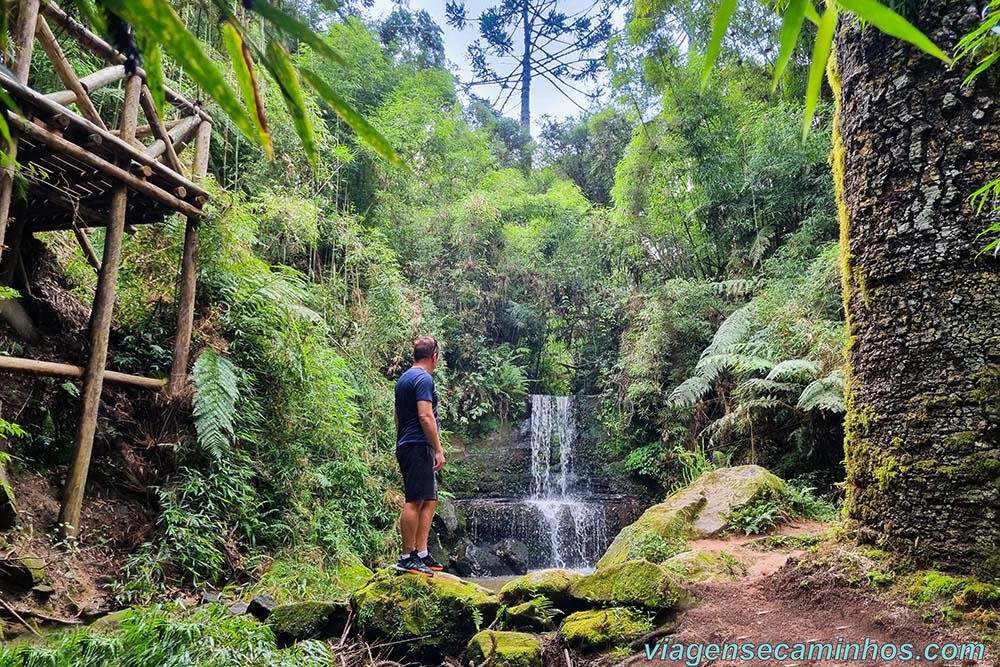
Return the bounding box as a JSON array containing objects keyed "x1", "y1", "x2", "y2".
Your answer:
[
  {"x1": 400, "y1": 499, "x2": 424, "y2": 555},
  {"x1": 416, "y1": 499, "x2": 437, "y2": 553}
]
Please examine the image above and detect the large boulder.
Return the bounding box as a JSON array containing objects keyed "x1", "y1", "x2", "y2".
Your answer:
[
  {"x1": 663, "y1": 549, "x2": 747, "y2": 584},
  {"x1": 569, "y1": 560, "x2": 690, "y2": 611},
  {"x1": 267, "y1": 601, "x2": 348, "y2": 642},
  {"x1": 597, "y1": 466, "x2": 787, "y2": 568},
  {"x1": 351, "y1": 569, "x2": 498, "y2": 659},
  {"x1": 467, "y1": 630, "x2": 543, "y2": 667},
  {"x1": 560, "y1": 608, "x2": 654, "y2": 652},
  {"x1": 498, "y1": 568, "x2": 583, "y2": 608}
]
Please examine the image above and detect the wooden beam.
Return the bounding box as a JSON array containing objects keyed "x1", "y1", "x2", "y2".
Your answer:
[
  {"x1": 44, "y1": 65, "x2": 125, "y2": 107},
  {"x1": 143, "y1": 115, "x2": 201, "y2": 162},
  {"x1": 35, "y1": 17, "x2": 106, "y2": 129},
  {"x1": 71, "y1": 225, "x2": 101, "y2": 271},
  {"x1": 0, "y1": 356, "x2": 165, "y2": 389},
  {"x1": 139, "y1": 86, "x2": 181, "y2": 173},
  {"x1": 111, "y1": 118, "x2": 184, "y2": 140},
  {"x1": 38, "y1": 2, "x2": 211, "y2": 123},
  {"x1": 0, "y1": 71, "x2": 209, "y2": 201},
  {"x1": 0, "y1": 0, "x2": 41, "y2": 267},
  {"x1": 168, "y1": 120, "x2": 211, "y2": 397},
  {"x1": 5, "y1": 113, "x2": 202, "y2": 219},
  {"x1": 59, "y1": 73, "x2": 141, "y2": 542}
]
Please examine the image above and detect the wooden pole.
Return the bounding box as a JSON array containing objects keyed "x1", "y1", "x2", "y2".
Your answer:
[
  {"x1": 138, "y1": 86, "x2": 181, "y2": 172},
  {"x1": 44, "y1": 65, "x2": 125, "y2": 107},
  {"x1": 0, "y1": 0, "x2": 41, "y2": 267},
  {"x1": 71, "y1": 225, "x2": 101, "y2": 272},
  {"x1": 0, "y1": 355, "x2": 166, "y2": 389},
  {"x1": 143, "y1": 114, "x2": 201, "y2": 161},
  {"x1": 58, "y1": 73, "x2": 141, "y2": 542},
  {"x1": 35, "y1": 16, "x2": 106, "y2": 130},
  {"x1": 168, "y1": 120, "x2": 210, "y2": 397}
]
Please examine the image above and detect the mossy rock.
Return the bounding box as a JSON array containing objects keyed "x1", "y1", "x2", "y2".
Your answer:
[
  {"x1": 503, "y1": 597, "x2": 561, "y2": 631},
  {"x1": 351, "y1": 568, "x2": 498, "y2": 659},
  {"x1": 569, "y1": 560, "x2": 691, "y2": 610},
  {"x1": 498, "y1": 568, "x2": 583, "y2": 607},
  {"x1": 466, "y1": 630, "x2": 543, "y2": 667},
  {"x1": 267, "y1": 600, "x2": 347, "y2": 641},
  {"x1": 598, "y1": 466, "x2": 788, "y2": 568},
  {"x1": 663, "y1": 549, "x2": 747, "y2": 583},
  {"x1": 560, "y1": 608, "x2": 654, "y2": 652},
  {"x1": 0, "y1": 555, "x2": 46, "y2": 588}
]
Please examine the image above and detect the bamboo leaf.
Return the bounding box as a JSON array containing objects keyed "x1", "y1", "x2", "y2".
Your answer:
[
  {"x1": 299, "y1": 67, "x2": 407, "y2": 170},
  {"x1": 100, "y1": 0, "x2": 259, "y2": 145},
  {"x1": 802, "y1": 4, "x2": 836, "y2": 139},
  {"x1": 837, "y1": 0, "x2": 950, "y2": 63},
  {"x1": 264, "y1": 41, "x2": 317, "y2": 171},
  {"x1": 253, "y1": 0, "x2": 346, "y2": 66},
  {"x1": 223, "y1": 22, "x2": 272, "y2": 159},
  {"x1": 702, "y1": 0, "x2": 738, "y2": 86},
  {"x1": 803, "y1": 1, "x2": 820, "y2": 25},
  {"x1": 772, "y1": 0, "x2": 807, "y2": 90},
  {"x1": 71, "y1": 0, "x2": 107, "y2": 35}
]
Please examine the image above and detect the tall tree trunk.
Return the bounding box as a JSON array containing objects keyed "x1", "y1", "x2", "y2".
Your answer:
[
  {"x1": 833, "y1": 2, "x2": 1000, "y2": 576},
  {"x1": 519, "y1": 0, "x2": 531, "y2": 130}
]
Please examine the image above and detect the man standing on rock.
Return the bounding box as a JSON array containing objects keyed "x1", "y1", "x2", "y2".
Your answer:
[{"x1": 393, "y1": 335, "x2": 447, "y2": 576}]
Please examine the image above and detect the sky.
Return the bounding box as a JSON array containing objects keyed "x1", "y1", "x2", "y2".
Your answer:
[{"x1": 364, "y1": 0, "x2": 628, "y2": 134}]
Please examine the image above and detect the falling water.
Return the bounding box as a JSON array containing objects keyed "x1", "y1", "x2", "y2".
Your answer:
[{"x1": 525, "y1": 394, "x2": 607, "y2": 568}]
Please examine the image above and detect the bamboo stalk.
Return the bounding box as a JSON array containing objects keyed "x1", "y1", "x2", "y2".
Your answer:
[
  {"x1": 5, "y1": 113, "x2": 202, "y2": 219},
  {"x1": 0, "y1": 355, "x2": 165, "y2": 389},
  {"x1": 0, "y1": 71, "x2": 208, "y2": 201},
  {"x1": 59, "y1": 73, "x2": 142, "y2": 542},
  {"x1": 35, "y1": 16, "x2": 106, "y2": 129}
]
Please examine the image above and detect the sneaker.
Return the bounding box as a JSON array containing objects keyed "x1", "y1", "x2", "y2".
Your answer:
[
  {"x1": 420, "y1": 552, "x2": 445, "y2": 572},
  {"x1": 394, "y1": 553, "x2": 434, "y2": 577}
]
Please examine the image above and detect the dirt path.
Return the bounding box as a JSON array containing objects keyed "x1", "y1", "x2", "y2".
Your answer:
[{"x1": 621, "y1": 523, "x2": 998, "y2": 667}]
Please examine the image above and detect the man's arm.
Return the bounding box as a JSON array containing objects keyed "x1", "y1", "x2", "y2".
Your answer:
[{"x1": 417, "y1": 400, "x2": 446, "y2": 471}]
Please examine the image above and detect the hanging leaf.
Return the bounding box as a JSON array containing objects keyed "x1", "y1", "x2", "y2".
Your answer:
[
  {"x1": 137, "y1": 32, "x2": 166, "y2": 118},
  {"x1": 0, "y1": 86, "x2": 20, "y2": 152},
  {"x1": 99, "y1": 0, "x2": 259, "y2": 145},
  {"x1": 72, "y1": 0, "x2": 108, "y2": 36},
  {"x1": 264, "y1": 40, "x2": 317, "y2": 170},
  {"x1": 223, "y1": 22, "x2": 272, "y2": 159},
  {"x1": 252, "y1": 0, "x2": 346, "y2": 66},
  {"x1": 802, "y1": 4, "x2": 836, "y2": 139},
  {"x1": 702, "y1": 0, "x2": 739, "y2": 86},
  {"x1": 772, "y1": 0, "x2": 807, "y2": 90},
  {"x1": 299, "y1": 67, "x2": 406, "y2": 170},
  {"x1": 837, "y1": 0, "x2": 950, "y2": 63}
]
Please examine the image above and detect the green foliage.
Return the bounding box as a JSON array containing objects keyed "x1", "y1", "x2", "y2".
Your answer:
[
  {"x1": 191, "y1": 350, "x2": 239, "y2": 463},
  {"x1": 0, "y1": 604, "x2": 334, "y2": 666}
]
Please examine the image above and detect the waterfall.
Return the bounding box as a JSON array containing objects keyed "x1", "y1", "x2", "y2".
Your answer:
[{"x1": 525, "y1": 394, "x2": 606, "y2": 569}]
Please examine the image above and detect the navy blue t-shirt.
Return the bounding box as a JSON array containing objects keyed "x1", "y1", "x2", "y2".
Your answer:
[{"x1": 395, "y1": 367, "x2": 437, "y2": 447}]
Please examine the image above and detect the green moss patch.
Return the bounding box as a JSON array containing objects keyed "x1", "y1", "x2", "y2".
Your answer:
[
  {"x1": 560, "y1": 608, "x2": 654, "y2": 652},
  {"x1": 569, "y1": 560, "x2": 690, "y2": 610},
  {"x1": 267, "y1": 600, "x2": 346, "y2": 641},
  {"x1": 663, "y1": 549, "x2": 746, "y2": 583},
  {"x1": 466, "y1": 630, "x2": 543, "y2": 667},
  {"x1": 498, "y1": 568, "x2": 583, "y2": 607},
  {"x1": 502, "y1": 597, "x2": 560, "y2": 631},
  {"x1": 351, "y1": 569, "x2": 498, "y2": 659}
]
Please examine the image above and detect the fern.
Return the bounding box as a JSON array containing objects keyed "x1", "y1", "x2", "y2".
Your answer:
[
  {"x1": 700, "y1": 304, "x2": 754, "y2": 358},
  {"x1": 667, "y1": 375, "x2": 713, "y2": 407},
  {"x1": 766, "y1": 359, "x2": 819, "y2": 381},
  {"x1": 796, "y1": 370, "x2": 846, "y2": 413},
  {"x1": 192, "y1": 350, "x2": 241, "y2": 463},
  {"x1": 733, "y1": 377, "x2": 801, "y2": 400}
]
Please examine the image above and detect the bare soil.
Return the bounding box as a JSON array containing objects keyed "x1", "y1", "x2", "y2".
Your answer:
[{"x1": 616, "y1": 522, "x2": 998, "y2": 667}]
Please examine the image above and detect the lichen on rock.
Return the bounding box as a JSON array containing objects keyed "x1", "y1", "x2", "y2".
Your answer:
[
  {"x1": 466, "y1": 630, "x2": 543, "y2": 667},
  {"x1": 559, "y1": 607, "x2": 654, "y2": 652}
]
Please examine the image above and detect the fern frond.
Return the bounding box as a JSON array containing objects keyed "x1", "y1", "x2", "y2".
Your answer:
[
  {"x1": 667, "y1": 375, "x2": 714, "y2": 407},
  {"x1": 702, "y1": 304, "x2": 754, "y2": 358},
  {"x1": 796, "y1": 370, "x2": 846, "y2": 413},
  {"x1": 734, "y1": 378, "x2": 801, "y2": 401},
  {"x1": 766, "y1": 358, "x2": 820, "y2": 381},
  {"x1": 698, "y1": 353, "x2": 772, "y2": 379},
  {"x1": 192, "y1": 350, "x2": 240, "y2": 463}
]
